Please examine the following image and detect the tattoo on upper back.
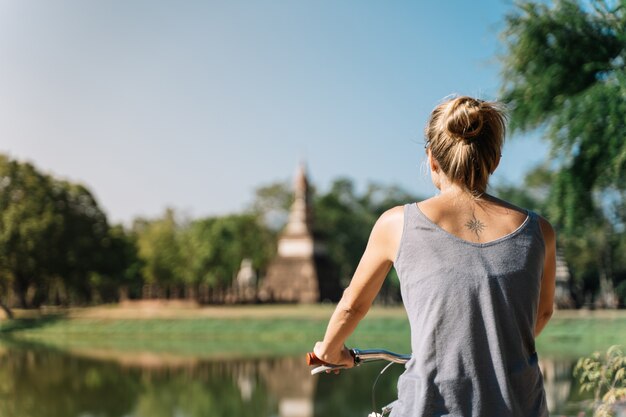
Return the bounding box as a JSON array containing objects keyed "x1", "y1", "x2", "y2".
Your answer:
[{"x1": 465, "y1": 213, "x2": 486, "y2": 239}]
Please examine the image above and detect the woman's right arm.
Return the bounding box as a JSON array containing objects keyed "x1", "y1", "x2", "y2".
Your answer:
[
  {"x1": 535, "y1": 217, "x2": 556, "y2": 337},
  {"x1": 312, "y1": 205, "x2": 404, "y2": 366}
]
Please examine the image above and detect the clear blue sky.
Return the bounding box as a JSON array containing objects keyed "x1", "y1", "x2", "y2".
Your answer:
[{"x1": 0, "y1": 0, "x2": 548, "y2": 224}]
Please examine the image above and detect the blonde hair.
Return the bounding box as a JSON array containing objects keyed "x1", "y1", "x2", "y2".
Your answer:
[{"x1": 425, "y1": 96, "x2": 507, "y2": 196}]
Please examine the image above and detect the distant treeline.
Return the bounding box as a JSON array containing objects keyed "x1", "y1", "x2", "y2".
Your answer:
[
  {"x1": 0, "y1": 154, "x2": 416, "y2": 309},
  {"x1": 1, "y1": 154, "x2": 626, "y2": 310}
]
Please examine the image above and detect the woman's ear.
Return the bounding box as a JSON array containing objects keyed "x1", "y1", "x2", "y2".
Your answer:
[
  {"x1": 428, "y1": 149, "x2": 439, "y2": 173},
  {"x1": 491, "y1": 153, "x2": 501, "y2": 174},
  {"x1": 427, "y1": 149, "x2": 442, "y2": 190}
]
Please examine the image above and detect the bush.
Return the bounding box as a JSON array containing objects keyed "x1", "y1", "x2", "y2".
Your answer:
[{"x1": 574, "y1": 345, "x2": 626, "y2": 417}]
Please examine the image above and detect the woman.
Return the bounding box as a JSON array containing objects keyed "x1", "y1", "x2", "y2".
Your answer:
[{"x1": 312, "y1": 96, "x2": 556, "y2": 416}]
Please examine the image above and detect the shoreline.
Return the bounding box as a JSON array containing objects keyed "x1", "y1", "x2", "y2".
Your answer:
[
  {"x1": 1, "y1": 304, "x2": 625, "y2": 361},
  {"x1": 3, "y1": 302, "x2": 624, "y2": 321}
]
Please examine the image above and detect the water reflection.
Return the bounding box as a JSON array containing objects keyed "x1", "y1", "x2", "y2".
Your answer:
[
  {"x1": 541, "y1": 358, "x2": 574, "y2": 414},
  {"x1": 0, "y1": 343, "x2": 582, "y2": 417}
]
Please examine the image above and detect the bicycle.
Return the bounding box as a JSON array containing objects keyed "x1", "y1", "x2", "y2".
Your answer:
[{"x1": 307, "y1": 348, "x2": 411, "y2": 417}]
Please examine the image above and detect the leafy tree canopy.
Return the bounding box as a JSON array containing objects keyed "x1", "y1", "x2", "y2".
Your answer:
[
  {"x1": 0, "y1": 154, "x2": 128, "y2": 307},
  {"x1": 181, "y1": 214, "x2": 275, "y2": 288},
  {"x1": 501, "y1": 0, "x2": 626, "y2": 233}
]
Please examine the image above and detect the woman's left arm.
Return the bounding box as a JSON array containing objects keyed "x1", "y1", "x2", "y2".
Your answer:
[
  {"x1": 312, "y1": 206, "x2": 404, "y2": 366},
  {"x1": 535, "y1": 216, "x2": 556, "y2": 337}
]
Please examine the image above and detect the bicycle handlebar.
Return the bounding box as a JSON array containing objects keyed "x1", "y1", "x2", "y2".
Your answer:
[
  {"x1": 351, "y1": 349, "x2": 412, "y2": 364},
  {"x1": 307, "y1": 348, "x2": 411, "y2": 375}
]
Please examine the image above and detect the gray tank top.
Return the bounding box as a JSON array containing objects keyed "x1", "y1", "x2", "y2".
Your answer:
[{"x1": 390, "y1": 202, "x2": 549, "y2": 417}]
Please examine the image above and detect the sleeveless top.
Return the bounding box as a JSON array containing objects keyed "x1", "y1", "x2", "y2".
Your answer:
[{"x1": 390, "y1": 202, "x2": 549, "y2": 417}]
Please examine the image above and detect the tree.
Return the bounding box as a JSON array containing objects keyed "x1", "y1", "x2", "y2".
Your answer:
[
  {"x1": 249, "y1": 181, "x2": 294, "y2": 232},
  {"x1": 313, "y1": 178, "x2": 375, "y2": 288},
  {"x1": 493, "y1": 164, "x2": 553, "y2": 215},
  {"x1": 53, "y1": 180, "x2": 112, "y2": 303},
  {"x1": 133, "y1": 209, "x2": 186, "y2": 297},
  {"x1": 501, "y1": 0, "x2": 626, "y2": 234},
  {"x1": 501, "y1": 0, "x2": 626, "y2": 305},
  {"x1": 181, "y1": 214, "x2": 275, "y2": 289},
  {"x1": 0, "y1": 155, "x2": 119, "y2": 307},
  {"x1": 97, "y1": 225, "x2": 144, "y2": 301},
  {"x1": 0, "y1": 156, "x2": 63, "y2": 307},
  {"x1": 313, "y1": 178, "x2": 420, "y2": 302}
]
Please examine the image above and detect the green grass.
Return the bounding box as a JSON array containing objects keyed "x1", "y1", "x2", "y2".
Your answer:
[
  {"x1": 536, "y1": 314, "x2": 626, "y2": 358},
  {"x1": 1, "y1": 306, "x2": 625, "y2": 359}
]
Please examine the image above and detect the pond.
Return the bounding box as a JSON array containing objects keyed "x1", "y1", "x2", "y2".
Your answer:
[{"x1": 0, "y1": 342, "x2": 590, "y2": 417}]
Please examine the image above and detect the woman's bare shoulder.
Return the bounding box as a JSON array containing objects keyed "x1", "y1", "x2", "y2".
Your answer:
[
  {"x1": 536, "y1": 214, "x2": 555, "y2": 245},
  {"x1": 488, "y1": 195, "x2": 555, "y2": 241},
  {"x1": 370, "y1": 205, "x2": 406, "y2": 262},
  {"x1": 379, "y1": 204, "x2": 405, "y2": 223},
  {"x1": 485, "y1": 194, "x2": 528, "y2": 216},
  {"x1": 376, "y1": 204, "x2": 409, "y2": 235}
]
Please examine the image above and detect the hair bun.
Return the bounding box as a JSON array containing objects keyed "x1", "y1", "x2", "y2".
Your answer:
[{"x1": 444, "y1": 97, "x2": 485, "y2": 143}]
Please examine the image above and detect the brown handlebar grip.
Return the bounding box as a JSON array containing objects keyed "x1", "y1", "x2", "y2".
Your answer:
[{"x1": 306, "y1": 352, "x2": 326, "y2": 366}]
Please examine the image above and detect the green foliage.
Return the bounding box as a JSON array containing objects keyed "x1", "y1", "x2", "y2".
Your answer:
[
  {"x1": 133, "y1": 209, "x2": 185, "y2": 288},
  {"x1": 313, "y1": 178, "x2": 376, "y2": 287},
  {"x1": 313, "y1": 178, "x2": 419, "y2": 299},
  {"x1": 493, "y1": 164, "x2": 553, "y2": 214},
  {"x1": 502, "y1": 1, "x2": 623, "y2": 130},
  {"x1": 53, "y1": 181, "x2": 111, "y2": 301},
  {"x1": 0, "y1": 155, "x2": 62, "y2": 307},
  {"x1": 249, "y1": 181, "x2": 294, "y2": 232},
  {"x1": 574, "y1": 345, "x2": 626, "y2": 416},
  {"x1": 0, "y1": 155, "x2": 138, "y2": 307},
  {"x1": 131, "y1": 208, "x2": 275, "y2": 291},
  {"x1": 181, "y1": 214, "x2": 275, "y2": 288},
  {"x1": 101, "y1": 225, "x2": 144, "y2": 299},
  {"x1": 501, "y1": 0, "x2": 626, "y2": 234},
  {"x1": 501, "y1": 1, "x2": 626, "y2": 303}
]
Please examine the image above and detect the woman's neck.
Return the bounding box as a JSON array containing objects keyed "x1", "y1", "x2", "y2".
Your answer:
[{"x1": 436, "y1": 182, "x2": 486, "y2": 201}]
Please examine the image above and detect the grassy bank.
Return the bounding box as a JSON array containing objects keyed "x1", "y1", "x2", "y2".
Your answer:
[
  {"x1": 1, "y1": 304, "x2": 625, "y2": 359},
  {"x1": 0, "y1": 304, "x2": 408, "y2": 357}
]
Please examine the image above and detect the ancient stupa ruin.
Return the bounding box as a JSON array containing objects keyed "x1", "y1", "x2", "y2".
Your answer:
[{"x1": 259, "y1": 163, "x2": 341, "y2": 303}]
